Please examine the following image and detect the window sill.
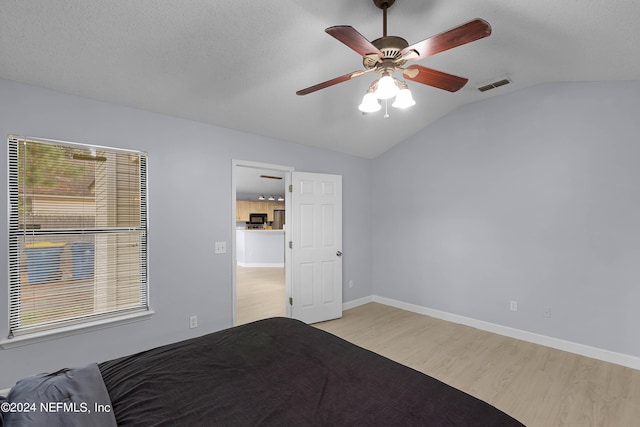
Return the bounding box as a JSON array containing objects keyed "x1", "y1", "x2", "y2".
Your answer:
[{"x1": 0, "y1": 309, "x2": 155, "y2": 349}]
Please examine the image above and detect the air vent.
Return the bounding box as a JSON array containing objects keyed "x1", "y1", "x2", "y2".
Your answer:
[{"x1": 478, "y1": 78, "x2": 511, "y2": 92}]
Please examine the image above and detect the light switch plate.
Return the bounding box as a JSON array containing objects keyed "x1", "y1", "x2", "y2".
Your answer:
[{"x1": 214, "y1": 241, "x2": 226, "y2": 254}]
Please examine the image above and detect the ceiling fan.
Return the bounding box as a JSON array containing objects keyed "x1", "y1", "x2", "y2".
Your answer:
[{"x1": 296, "y1": 0, "x2": 491, "y2": 112}]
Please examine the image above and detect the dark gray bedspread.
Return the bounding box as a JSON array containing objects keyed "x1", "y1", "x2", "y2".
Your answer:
[{"x1": 99, "y1": 317, "x2": 525, "y2": 426}]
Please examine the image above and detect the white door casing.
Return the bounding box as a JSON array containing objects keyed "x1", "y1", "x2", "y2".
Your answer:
[
  {"x1": 290, "y1": 171, "x2": 343, "y2": 324},
  {"x1": 231, "y1": 160, "x2": 292, "y2": 326}
]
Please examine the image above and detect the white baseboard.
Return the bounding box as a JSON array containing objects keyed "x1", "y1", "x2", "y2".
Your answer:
[
  {"x1": 342, "y1": 295, "x2": 373, "y2": 311},
  {"x1": 343, "y1": 295, "x2": 640, "y2": 371}
]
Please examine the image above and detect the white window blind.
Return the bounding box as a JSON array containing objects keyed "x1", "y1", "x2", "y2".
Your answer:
[{"x1": 7, "y1": 136, "x2": 149, "y2": 338}]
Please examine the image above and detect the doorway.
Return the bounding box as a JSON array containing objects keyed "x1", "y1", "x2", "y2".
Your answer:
[
  {"x1": 235, "y1": 266, "x2": 285, "y2": 324},
  {"x1": 232, "y1": 160, "x2": 292, "y2": 325}
]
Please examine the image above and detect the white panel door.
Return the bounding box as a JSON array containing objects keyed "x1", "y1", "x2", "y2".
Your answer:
[{"x1": 290, "y1": 172, "x2": 342, "y2": 324}]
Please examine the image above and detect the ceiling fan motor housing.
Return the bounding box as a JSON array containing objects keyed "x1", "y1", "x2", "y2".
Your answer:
[{"x1": 363, "y1": 36, "x2": 409, "y2": 69}]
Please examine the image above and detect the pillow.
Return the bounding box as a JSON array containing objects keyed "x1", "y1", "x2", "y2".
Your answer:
[{"x1": 2, "y1": 363, "x2": 116, "y2": 427}]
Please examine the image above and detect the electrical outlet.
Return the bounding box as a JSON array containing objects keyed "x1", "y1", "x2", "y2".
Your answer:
[
  {"x1": 348, "y1": 280, "x2": 353, "y2": 288},
  {"x1": 544, "y1": 307, "x2": 551, "y2": 318},
  {"x1": 510, "y1": 300, "x2": 518, "y2": 312},
  {"x1": 189, "y1": 315, "x2": 198, "y2": 329},
  {"x1": 214, "y1": 241, "x2": 226, "y2": 254}
]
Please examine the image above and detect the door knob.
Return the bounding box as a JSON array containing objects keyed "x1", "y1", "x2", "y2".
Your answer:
[{"x1": 336, "y1": 251, "x2": 342, "y2": 257}]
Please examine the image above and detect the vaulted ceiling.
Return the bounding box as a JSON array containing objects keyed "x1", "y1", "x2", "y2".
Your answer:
[{"x1": 2, "y1": 1, "x2": 639, "y2": 158}]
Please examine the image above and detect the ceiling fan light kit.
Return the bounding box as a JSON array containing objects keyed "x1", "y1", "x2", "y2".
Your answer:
[
  {"x1": 296, "y1": 0, "x2": 491, "y2": 117},
  {"x1": 392, "y1": 81, "x2": 416, "y2": 109},
  {"x1": 374, "y1": 73, "x2": 399, "y2": 99},
  {"x1": 358, "y1": 91, "x2": 382, "y2": 113}
]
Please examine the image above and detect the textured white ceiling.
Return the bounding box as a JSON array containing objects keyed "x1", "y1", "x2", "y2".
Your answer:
[
  {"x1": 236, "y1": 166, "x2": 286, "y2": 198},
  {"x1": 2, "y1": 1, "x2": 639, "y2": 158}
]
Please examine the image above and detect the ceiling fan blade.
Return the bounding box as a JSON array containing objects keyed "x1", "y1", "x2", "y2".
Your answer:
[
  {"x1": 296, "y1": 69, "x2": 371, "y2": 96},
  {"x1": 400, "y1": 18, "x2": 491, "y2": 61},
  {"x1": 402, "y1": 65, "x2": 468, "y2": 92},
  {"x1": 325, "y1": 26, "x2": 384, "y2": 59}
]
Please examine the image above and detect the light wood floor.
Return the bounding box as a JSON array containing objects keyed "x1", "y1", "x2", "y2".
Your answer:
[
  {"x1": 314, "y1": 303, "x2": 640, "y2": 427},
  {"x1": 236, "y1": 271, "x2": 640, "y2": 426},
  {"x1": 236, "y1": 266, "x2": 285, "y2": 325}
]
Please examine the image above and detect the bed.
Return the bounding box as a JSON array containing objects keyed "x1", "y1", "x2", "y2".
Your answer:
[{"x1": 2, "y1": 317, "x2": 524, "y2": 426}]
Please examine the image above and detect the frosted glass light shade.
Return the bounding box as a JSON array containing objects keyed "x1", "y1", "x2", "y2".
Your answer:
[
  {"x1": 392, "y1": 88, "x2": 416, "y2": 109},
  {"x1": 374, "y1": 75, "x2": 399, "y2": 100},
  {"x1": 358, "y1": 92, "x2": 381, "y2": 113}
]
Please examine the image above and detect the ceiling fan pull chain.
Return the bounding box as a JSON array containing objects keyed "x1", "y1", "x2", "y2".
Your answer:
[{"x1": 384, "y1": 99, "x2": 390, "y2": 118}]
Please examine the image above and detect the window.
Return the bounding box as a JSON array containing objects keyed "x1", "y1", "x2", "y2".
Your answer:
[{"x1": 7, "y1": 136, "x2": 149, "y2": 339}]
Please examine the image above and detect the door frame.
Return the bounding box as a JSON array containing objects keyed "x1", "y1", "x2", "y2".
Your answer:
[{"x1": 231, "y1": 159, "x2": 293, "y2": 325}]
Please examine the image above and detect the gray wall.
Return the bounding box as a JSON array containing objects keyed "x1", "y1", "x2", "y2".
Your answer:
[
  {"x1": 0, "y1": 78, "x2": 372, "y2": 385},
  {"x1": 372, "y1": 81, "x2": 640, "y2": 358},
  {"x1": 2, "y1": 77, "x2": 639, "y2": 386}
]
